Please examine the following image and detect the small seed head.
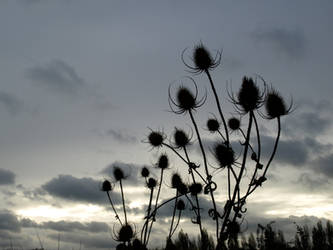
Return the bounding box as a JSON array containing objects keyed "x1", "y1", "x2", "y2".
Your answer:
[
  {"x1": 157, "y1": 154, "x2": 169, "y2": 169},
  {"x1": 176, "y1": 199, "x2": 185, "y2": 210},
  {"x1": 141, "y1": 167, "x2": 150, "y2": 178},
  {"x1": 177, "y1": 87, "x2": 196, "y2": 111},
  {"x1": 171, "y1": 173, "x2": 182, "y2": 189},
  {"x1": 148, "y1": 131, "x2": 164, "y2": 147},
  {"x1": 117, "y1": 224, "x2": 134, "y2": 242},
  {"x1": 102, "y1": 180, "x2": 112, "y2": 192},
  {"x1": 265, "y1": 90, "x2": 291, "y2": 119},
  {"x1": 177, "y1": 183, "x2": 188, "y2": 195},
  {"x1": 207, "y1": 119, "x2": 220, "y2": 132},
  {"x1": 113, "y1": 167, "x2": 124, "y2": 181},
  {"x1": 147, "y1": 178, "x2": 157, "y2": 189},
  {"x1": 228, "y1": 117, "x2": 240, "y2": 131},
  {"x1": 174, "y1": 129, "x2": 190, "y2": 148},
  {"x1": 193, "y1": 45, "x2": 214, "y2": 72},
  {"x1": 237, "y1": 77, "x2": 262, "y2": 113},
  {"x1": 214, "y1": 143, "x2": 235, "y2": 168}
]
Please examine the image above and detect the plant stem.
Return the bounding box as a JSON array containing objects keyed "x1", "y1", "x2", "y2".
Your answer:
[
  {"x1": 119, "y1": 179, "x2": 127, "y2": 225},
  {"x1": 106, "y1": 191, "x2": 123, "y2": 225},
  {"x1": 168, "y1": 190, "x2": 178, "y2": 239},
  {"x1": 189, "y1": 109, "x2": 219, "y2": 239},
  {"x1": 143, "y1": 187, "x2": 154, "y2": 245}
]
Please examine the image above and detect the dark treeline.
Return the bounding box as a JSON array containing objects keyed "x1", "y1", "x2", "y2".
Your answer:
[{"x1": 151, "y1": 221, "x2": 333, "y2": 250}]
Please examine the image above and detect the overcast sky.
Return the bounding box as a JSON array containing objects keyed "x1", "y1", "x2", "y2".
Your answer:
[{"x1": 0, "y1": 1, "x2": 333, "y2": 249}]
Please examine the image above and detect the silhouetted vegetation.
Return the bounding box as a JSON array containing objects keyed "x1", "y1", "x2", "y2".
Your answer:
[{"x1": 101, "y1": 44, "x2": 294, "y2": 250}]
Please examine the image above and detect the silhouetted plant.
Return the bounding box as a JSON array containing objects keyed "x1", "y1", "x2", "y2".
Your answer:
[{"x1": 101, "y1": 43, "x2": 292, "y2": 249}]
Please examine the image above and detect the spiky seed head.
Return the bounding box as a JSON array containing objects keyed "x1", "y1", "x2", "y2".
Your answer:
[
  {"x1": 148, "y1": 131, "x2": 164, "y2": 147},
  {"x1": 189, "y1": 183, "x2": 202, "y2": 196},
  {"x1": 237, "y1": 77, "x2": 261, "y2": 112},
  {"x1": 113, "y1": 167, "x2": 124, "y2": 181},
  {"x1": 102, "y1": 180, "x2": 112, "y2": 192},
  {"x1": 117, "y1": 224, "x2": 134, "y2": 242},
  {"x1": 171, "y1": 173, "x2": 182, "y2": 189},
  {"x1": 207, "y1": 119, "x2": 220, "y2": 132},
  {"x1": 147, "y1": 178, "x2": 157, "y2": 189},
  {"x1": 265, "y1": 90, "x2": 290, "y2": 119},
  {"x1": 177, "y1": 183, "x2": 188, "y2": 195},
  {"x1": 193, "y1": 45, "x2": 214, "y2": 72},
  {"x1": 176, "y1": 199, "x2": 185, "y2": 210},
  {"x1": 214, "y1": 143, "x2": 235, "y2": 168},
  {"x1": 228, "y1": 117, "x2": 240, "y2": 130},
  {"x1": 177, "y1": 87, "x2": 196, "y2": 111},
  {"x1": 157, "y1": 154, "x2": 169, "y2": 169},
  {"x1": 141, "y1": 167, "x2": 150, "y2": 178},
  {"x1": 174, "y1": 129, "x2": 190, "y2": 148}
]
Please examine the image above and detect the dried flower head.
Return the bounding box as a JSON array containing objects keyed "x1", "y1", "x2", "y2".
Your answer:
[
  {"x1": 182, "y1": 43, "x2": 221, "y2": 74},
  {"x1": 229, "y1": 76, "x2": 265, "y2": 113},
  {"x1": 177, "y1": 183, "x2": 188, "y2": 195},
  {"x1": 176, "y1": 199, "x2": 185, "y2": 210},
  {"x1": 141, "y1": 167, "x2": 150, "y2": 178},
  {"x1": 116, "y1": 224, "x2": 134, "y2": 242},
  {"x1": 157, "y1": 154, "x2": 169, "y2": 169},
  {"x1": 189, "y1": 183, "x2": 202, "y2": 196},
  {"x1": 101, "y1": 180, "x2": 112, "y2": 192},
  {"x1": 214, "y1": 143, "x2": 235, "y2": 168},
  {"x1": 147, "y1": 178, "x2": 157, "y2": 189},
  {"x1": 228, "y1": 117, "x2": 240, "y2": 131},
  {"x1": 207, "y1": 118, "x2": 220, "y2": 132},
  {"x1": 168, "y1": 79, "x2": 206, "y2": 115},
  {"x1": 148, "y1": 131, "x2": 165, "y2": 148},
  {"x1": 173, "y1": 128, "x2": 190, "y2": 148},
  {"x1": 113, "y1": 167, "x2": 125, "y2": 181},
  {"x1": 171, "y1": 173, "x2": 182, "y2": 189},
  {"x1": 265, "y1": 89, "x2": 292, "y2": 119}
]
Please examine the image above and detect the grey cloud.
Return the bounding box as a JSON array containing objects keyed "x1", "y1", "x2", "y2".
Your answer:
[
  {"x1": 0, "y1": 168, "x2": 15, "y2": 185},
  {"x1": 42, "y1": 221, "x2": 109, "y2": 233},
  {"x1": 0, "y1": 91, "x2": 24, "y2": 115},
  {"x1": 295, "y1": 173, "x2": 329, "y2": 190},
  {"x1": 0, "y1": 210, "x2": 21, "y2": 233},
  {"x1": 106, "y1": 129, "x2": 137, "y2": 144},
  {"x1": 26, "y1": 60, "x2": 85, "y2": 95},
  {"x1": 253, "y1": 27, "x2": 306, "y2": 60},
  {"x1": 312, "y1": 153, "x2": 333, "y2": 178},
  {"x1": 42, "y1": 175, "x2": 121, "y2": 204}
]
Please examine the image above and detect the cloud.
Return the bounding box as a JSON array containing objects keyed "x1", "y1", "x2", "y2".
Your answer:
[
  {"x1": 0, "y1": 210, "x2": 21, "y2": 233},
  {"x1": 0, "y1": 92, "x2": 24, "y2": 115},
  {"x1": 252, "y1": 27, "x2": 306, "y2": 60},
  {"x1": 295, "y1": 173, "x2": 329, "y2": 190},
  {"x1": 106, "y1": 129, "x2": 137, "y2": 144},
  {"x1": 0, "y1": 169, "x2": 15, "y2": 185},
  {"x1": 312, "y1": 153, "x2": 333, "y2": 178},
  {"x1": 42, "y1": 221, "x2": 109, "y2": 233},
  {"x1": 26, "y1": 60, "x2": 85, "y2": 95},
  {"x1": 42, "y1": 175, "x2": 121, "y2": 204}
]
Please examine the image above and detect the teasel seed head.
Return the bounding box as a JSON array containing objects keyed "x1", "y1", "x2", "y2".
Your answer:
[
  {"x1": 228, "y1": 117, "x2": 240, "y2": 131},
  {"x1": 214, "y1": 143, "x2": 235, "y2": 168},
  {"x1": 207, "y1": 118, "x2": 220, "y2": 132}
]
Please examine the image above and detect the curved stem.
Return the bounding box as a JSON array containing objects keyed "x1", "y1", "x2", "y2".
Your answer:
[
  {"x1": 143, "y1": 188, "x2": 154, "y2": 245},
  {"x1": 189, "y1": 109, "x2": 219, "y2": 239},
  {"x1": 119, "y1": 179, "x2": 127, "y2": 225},
  {"x1": 171, "y1": 209, "x2": 182, "y2": 237},
  {"x1": 162, "y1": 143, "x2": 187, "y2": 163},
  {"x1": 106, "y1": 191, "x2": 123, "y2": 226},
  {"x1": 205, "y1": 70, "x2": 230, "y2": 144}
]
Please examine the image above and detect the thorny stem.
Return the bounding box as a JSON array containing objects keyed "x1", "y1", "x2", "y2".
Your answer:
[
  {"x1": 205, "y1": 70, "x2": 230, "y2": 144},
  {"x1": 119, "y1": 179, "x2": 127, "y2": 225},
  {"x1": 142, "y1": 187, "x2": 154, "y2": 245},
  {"x1": 219, "y1": 111, "x2": 253, "y2": 243},
  {"x1": 106, "y1": 191, "x2": 123, "y2": 226},
  {"x1": 146, "y1": 168, "x2": 165, "y2": 243},
  {"x1": 184, "y1": 146, "x2": 203, "y2": 237},
  {"x1": 189, "y1": 109, "x2": 219, "y2": 239},
  {"x1": 168, "y1": 190, "x2": 178, "y2": 240}
]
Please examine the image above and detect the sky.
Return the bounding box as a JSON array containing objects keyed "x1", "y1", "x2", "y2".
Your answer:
[{"x1": 0, "y1": 0, "x2": 333, "y2": 249}]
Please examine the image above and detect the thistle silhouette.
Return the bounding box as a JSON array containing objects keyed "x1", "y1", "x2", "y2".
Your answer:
[{"x1": 101, "y1": 43, "x2": 292, "y2": 250}]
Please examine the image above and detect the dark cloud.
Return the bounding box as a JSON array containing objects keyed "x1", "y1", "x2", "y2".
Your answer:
[
  {"x1": 106, "y1": 129, "x2": 137, "y2": 144},
  {"x1": 0, "y1": 210, "x2": 21, "y2": 233},
  {"x1": 26, "y1": 60, "x2": 85, "y2": 95},
  {"x1": 0, "y1": 168, "x2": 15, "y2": 185},
  {"x1": 0, "y1": 91, "x2": 24, "y2": 115},
  {"x1": 42, "y1": 175, "x2": 121, "y2": 204},
  {"x1": 253, "y1": 27, "x2": 306, "y2": 60}
]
